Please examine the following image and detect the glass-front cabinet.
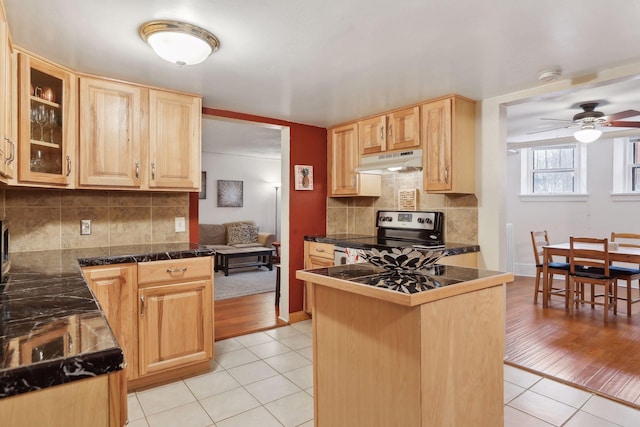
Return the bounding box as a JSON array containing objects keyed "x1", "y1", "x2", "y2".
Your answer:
[{"x1": 18, "y1": 53, "x2": 75, "y2": 186}]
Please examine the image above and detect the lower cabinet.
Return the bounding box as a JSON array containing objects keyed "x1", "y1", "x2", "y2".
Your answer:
[
  {"x1": 83, "y1": 264, "x2": 138, "y2": 381},
  {"x1": 303, "y1": 241, "x2": 335, "y2": 313},
  {"x1": 82, "y1": 256, "x2": 214, "y2": 390},
  {"x1": 138, "y1": 280, "x2": 213, "y2": 376}
]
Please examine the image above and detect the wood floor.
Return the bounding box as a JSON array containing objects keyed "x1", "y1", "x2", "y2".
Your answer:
[
  {"x1": 506, "y1": 275, "x2": 640, "y2": 408},
  {"x1": 214, "y1": 291, "x2": 287, "y2": 341}
]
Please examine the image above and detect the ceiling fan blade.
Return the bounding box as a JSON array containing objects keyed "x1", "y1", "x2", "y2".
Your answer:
[
  {"x1": 608, "y1": 121, "x2": 640, "y2": 128},
  {"x1": 526, "y1": 125, "x2": 569, "y2": 135},
  {"x1": 540, "y1": 118, "x2": 574, "y2": 122},
  {"x1": 606, "y1": 110, "x2": 640, "y2": 121}
]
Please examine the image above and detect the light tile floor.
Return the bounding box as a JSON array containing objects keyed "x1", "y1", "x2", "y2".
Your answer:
[{"x1": 127, "y1": 319, "x2": 640, "y2": 426}]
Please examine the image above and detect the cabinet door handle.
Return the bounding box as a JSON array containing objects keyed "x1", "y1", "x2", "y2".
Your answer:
[
  {"x1": 140, "y1": 295, "x2": 145, "y2": 317},
  {"x1": 66, "y1": 156, "x2": 72, "y2": 176},
  {"x1": 444, "y1": 166, "x2": 449, "y2": 184},
  {"x1": 379, "y1": 126, "x2": 384, "y2": 141},
  {"x1": 166, "y1": 267, "x2": 188, "y2": 274},
  {"x1": 151, "y1": 162, "x2": 156, "y2": 180},
  {"x1": 388, "y1": 124, "x2": 392, "y2": 138},
  {"x1": 315, "y1": 248, "x2": 325, "y2": 253},
  {"x1": 135, "y1": 160, "x2": 140, "y2": 179},
  {"x1": 4, "y1": 137, "x2": 14, "y2": 164}
]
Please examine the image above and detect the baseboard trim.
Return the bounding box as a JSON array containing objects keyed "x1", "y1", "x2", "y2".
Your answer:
[{"x1": 289, "y1": 311, "x2": 311, "y2": 323}]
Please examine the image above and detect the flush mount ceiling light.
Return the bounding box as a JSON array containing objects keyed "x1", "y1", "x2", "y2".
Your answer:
[
  {"x1": 574, "y1": 123, "x2": 602, "y2": 143},
  {"x1": 139, "y1": 20, "x2": 220, "y2": 66}
]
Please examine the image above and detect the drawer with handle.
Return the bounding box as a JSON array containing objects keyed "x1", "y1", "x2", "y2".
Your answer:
[
  {"x1": 138, "y1": 257, "x2": 213, "y2": 286},
  {"x1": 308, "y1": 242, "x2": 334, "y2": 261}
]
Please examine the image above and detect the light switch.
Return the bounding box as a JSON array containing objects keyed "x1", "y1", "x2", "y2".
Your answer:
[
  {"x1": 175, "y1": 217, "x2": 186, "y2": 233},
  {"x1": 81, "y1": 219, "x2": 92, "y2": 235}
]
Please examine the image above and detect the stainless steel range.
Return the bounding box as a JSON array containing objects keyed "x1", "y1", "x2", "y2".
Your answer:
[{"x1": 334, "y1": 210, "x2": 445, "y2": 265}]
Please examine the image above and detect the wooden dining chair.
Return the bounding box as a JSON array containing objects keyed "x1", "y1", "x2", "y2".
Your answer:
[
  {"x1": 530, "y1": 231, "x2": 569, "y2": 305},
  {"x1": 610, "y1": 232, "x2": 640, "y2": 317},
  {"x1": 568, "y1": 236, "x2": 617, "y2": 323}
]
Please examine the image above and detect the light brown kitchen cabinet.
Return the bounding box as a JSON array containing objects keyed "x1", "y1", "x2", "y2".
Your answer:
[
  {"x1": 358, "y1": 106, "x2": 420, "y2": 156},
  {"x1": 421, "y1": 95, "x2": 476, "y2": 193},
  {"x1": 78, "y1": 77, "x2": 146, "y2": 188},
  {"x1": 148, "y1": 90, "x2": 201, "y2": 190},
  {"x1": 137, "y1": 257, "x2": 213, "y2": 378},
  {"x1": 83, "y1": 256, "x2": 214, "y2": 390},
  {"x1": 83, "y1": 264, "x2": 138, "y2": 381},
  {"x1": 17, "y1": 52, "x2": 76, "y2": 186},
  {"x1": 0, "y1": 6, "x2": 16, "y2": 181},
  {"x1": 328, "y1": 122, "x2": 380, "y2": 197},
  {"x1": 303, "y1": 241, "x2": 335, "y2": 313}
]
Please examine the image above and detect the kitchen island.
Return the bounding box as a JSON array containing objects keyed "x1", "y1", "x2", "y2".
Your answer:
[
  {"x1": 0, "y1": 243, "x2": 214, "y2": 427},
  {"x1": 296, "y1": 263, "x2": 513, "y2": 427}
]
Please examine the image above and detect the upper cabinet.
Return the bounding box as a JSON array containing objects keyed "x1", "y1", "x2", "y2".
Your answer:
[
  {"x1": 422, "y1": 95, "x2": 476, "y2": 194},
  {"x1": 0, "y1": 6, "x2": 16, "y2": 181},
  {"x1": 148, "y1": 90, "x2": 201, "y2": 190},
  {"x1": 328, "y1": 122, "x2": 381, "y2": 197},
  {"x1": 358, "y1": 106, "x2": 420, "y2": 156},
  {"x1": 17, "y1": 52, "x2": 76, "y2": 187},
  {"x1": 78, "y1": 78, "x2": 201, "y2": 191},
  {"x1": 78, "y1": 77, "x2": 146, "y2": 188}
]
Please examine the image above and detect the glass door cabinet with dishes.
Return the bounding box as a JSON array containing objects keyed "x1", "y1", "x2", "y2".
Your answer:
[{"x1": 18, "y1": 53, "x2": 75, "y2": 186}]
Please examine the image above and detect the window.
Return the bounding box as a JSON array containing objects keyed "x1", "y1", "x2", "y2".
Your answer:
[
  {"x1": 632, "y1": 140, "x2": 640, "y2": 191},
  {"x1": 613, "y1": 137, "x2": 640, "y2": 194},
  {"x1": 521, "y1": 144, "x2": 586, "y2": 195}
]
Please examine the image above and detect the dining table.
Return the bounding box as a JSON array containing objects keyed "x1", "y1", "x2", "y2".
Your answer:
[{"x1": 542, "y1": 242, "x2": 640, "y2": 308}]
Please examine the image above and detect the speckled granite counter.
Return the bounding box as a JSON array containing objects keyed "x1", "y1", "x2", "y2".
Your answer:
[
  {"x1": 0, "y1": 243, "x2": 215, "y2": 398},
  {"x1": 303, "y1": 234, "x2": 480, "y2": 257}
]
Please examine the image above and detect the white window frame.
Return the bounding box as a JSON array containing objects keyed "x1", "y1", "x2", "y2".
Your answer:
[
  {"x1": 520, "y1": 143, "x2": 587, "y2": 197},
  {"x1": 612, "y1": 136, "x2": 640, "y2": 199}
]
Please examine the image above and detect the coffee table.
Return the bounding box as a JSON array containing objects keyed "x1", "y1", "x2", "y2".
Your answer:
[{"x1": 214, "y1": 247, "x2": 275, "y2": 276}]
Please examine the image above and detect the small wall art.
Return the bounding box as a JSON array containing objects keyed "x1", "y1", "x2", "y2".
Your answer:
[
  {"x1": 294, "y1": 165, "x2": 313, "y2": 190},
  {"x1": 217, "y1": 180, "x2": 243, "y2": 207},
  {"x1": 199, "y1": 171, "x2": 207, "y2": 199}
]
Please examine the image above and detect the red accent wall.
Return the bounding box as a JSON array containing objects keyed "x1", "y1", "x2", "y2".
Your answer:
[{"x1": 190, "y1": 107, "x2": 328, "y2": 313}]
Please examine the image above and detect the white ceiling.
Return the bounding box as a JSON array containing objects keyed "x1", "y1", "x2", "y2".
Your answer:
[{"x1": 4, "y1": 0, "x2": 640, "y2": 152}]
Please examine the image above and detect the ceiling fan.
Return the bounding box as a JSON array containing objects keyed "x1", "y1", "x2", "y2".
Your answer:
[{"x1": 531, "y1": 102, "x2": 640, "y2": 142}]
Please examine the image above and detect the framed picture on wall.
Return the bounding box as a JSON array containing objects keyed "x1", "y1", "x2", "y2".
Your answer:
[
  {"x1": 294, "y1": 165, "x2": 313, "y2": 190},
  {"x1": 217, "y1": 180, "x2": 243, "y2": 207},
  {"x1": 199, "y1": 171, "x2": 206, "y2": 199}
]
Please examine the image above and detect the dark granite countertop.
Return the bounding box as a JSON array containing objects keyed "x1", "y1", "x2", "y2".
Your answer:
[
  {"x1": 304, "y1": 234, "x2": 480, "y2": 257},
  {"x1": 0, "y1": 243, "x2": 215, "y2": 399}
]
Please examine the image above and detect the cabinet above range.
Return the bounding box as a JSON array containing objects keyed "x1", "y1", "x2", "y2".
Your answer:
[{"x1": 327, "y1": 94, "x2": 477, "y2": 197}]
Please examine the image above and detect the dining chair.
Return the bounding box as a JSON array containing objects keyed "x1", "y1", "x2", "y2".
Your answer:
[
  {"x1": 530, "y1": 230, "x2": 570, "y2": 305},
  {"x1": 609, "y1": 232, "x2": 640, "y2": 317},
  {"x1": 568, "y1": 236, "x2": 617, "y2": 323}
]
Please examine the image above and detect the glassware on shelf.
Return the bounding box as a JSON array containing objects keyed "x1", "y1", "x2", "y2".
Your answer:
[
  {"x1": 30, "y1": 150, "x2": 45, "y2": 172},
  {"x1": 34, "y1": 104, "x2": 47, "y2": 142},
  {"x1": 47, "y1": 109, "x2": 57, "y2": 144},
  {"x1": 30, "y1": 107, "x2": 37, "y2": 140}
]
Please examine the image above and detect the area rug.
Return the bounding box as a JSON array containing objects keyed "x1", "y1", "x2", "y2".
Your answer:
[{"x1": 214, "y1": 267, "x2": 277, "y2": 300}]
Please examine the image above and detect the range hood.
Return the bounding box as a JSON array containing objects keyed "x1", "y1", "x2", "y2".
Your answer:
[{"x1": 355, "y1": 149, "x2": 423, "y2": 174}]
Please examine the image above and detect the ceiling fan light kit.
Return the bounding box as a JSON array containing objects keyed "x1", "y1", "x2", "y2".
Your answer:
[
  {"x1": 139, "y1": 20, "x2": 220, "y2": 66},
  {"x1": 574, "y1": 123, "x2": 602, "y2": 143}
]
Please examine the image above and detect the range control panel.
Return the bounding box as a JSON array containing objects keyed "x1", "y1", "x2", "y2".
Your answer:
[{"x1": 376, "y1": 210, "x2": 441, "y2": 231}]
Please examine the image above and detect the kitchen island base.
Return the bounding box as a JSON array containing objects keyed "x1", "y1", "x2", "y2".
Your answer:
[{"x1": 311, "y1": 279, "x2": 505, "y2": 426}]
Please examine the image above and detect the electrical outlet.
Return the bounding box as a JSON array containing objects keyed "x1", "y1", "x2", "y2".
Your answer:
[
  {"x1": 175, "y1": 217, "x2": 186, "y2": 233},
  {"x1": 81, "y1": 219, "x2": 92, "y2": 235}
]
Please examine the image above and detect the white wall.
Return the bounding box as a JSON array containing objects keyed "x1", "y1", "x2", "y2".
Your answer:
[
  {"x1": 478, "y1": 60, "x2": 640, "y2": 272},
  {"x1": 199, "y1": 152, "x2": 281, "y2": 235},
  {"x1": 506, "y1": 137, "x2": 640, "y2": 277}
]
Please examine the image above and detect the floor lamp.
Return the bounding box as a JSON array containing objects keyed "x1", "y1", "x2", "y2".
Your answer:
[{"x1": 274, "y1": 184, "x2": 280, "y2": 240}]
